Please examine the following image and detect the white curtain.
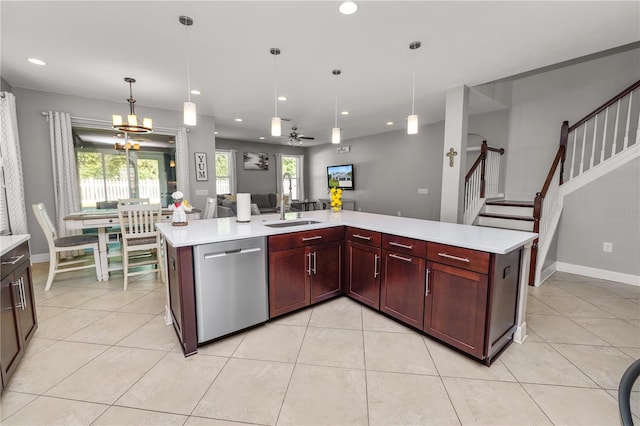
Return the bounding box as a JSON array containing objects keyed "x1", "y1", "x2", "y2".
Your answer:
[
  {"x1": 175, "y1": 127, "x2": 191, "y2": 200},
  {"x1": 297, "y1": 154, "x2": 305, "y2": 201},
  {"x1": 0, "y1": 92, "x2": 28, "y2": 234},
  {"x1": 48, "y1": 111, "x2": 79, "y2": 238},
  {"x1": 275, "y1": 153, "x2": 283, "y2": 195},
  {"x1": 228, "y1": 149, "x2": 237, "y2": 194}
]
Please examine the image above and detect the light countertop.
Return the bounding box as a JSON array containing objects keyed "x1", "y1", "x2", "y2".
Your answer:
[
  {"x1": 157, "y1": 210, "x2": 536, "y2": 254},
  {"x1": 0, "y1": 234, "x2": 31, "y2": 256}
]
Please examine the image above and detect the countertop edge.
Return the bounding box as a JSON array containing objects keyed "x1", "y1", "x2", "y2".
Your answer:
[{"x1": 0, "y1": 234, "x2": 31, "y2": 256}]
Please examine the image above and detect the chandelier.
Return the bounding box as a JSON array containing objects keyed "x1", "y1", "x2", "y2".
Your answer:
[
  {"x1": 114, "y1": 141, "x2": 140, "y2": 152},
  {"x1": 112, "y1": 77, "x2": 153, "y2": 134}
]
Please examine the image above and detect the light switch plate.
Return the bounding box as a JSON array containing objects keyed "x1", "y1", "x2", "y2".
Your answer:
[{"x1": 195, "y1": 189, "x2": 209, "y2": 196}]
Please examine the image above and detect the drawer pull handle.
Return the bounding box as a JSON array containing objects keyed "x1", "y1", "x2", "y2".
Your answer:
[
  {"x1": 389, "y1": 241, "x2": 413, "y2": 250},
  {"x1": 352, "y1": 234, "x2": 371, "y2": 241},
  {"x1": 425, "y1": 269, "x2": 430, "y2": 296},
  {"x1": 306, "y1": 252, "x2": 312, "y2": 275},
  {"x1": 389, "y1": 253, "x2": 413, "y2": 263},
  {"x1": 437, "y1": 252, "x2": 470, "y2": 263},
  {"x1": 302, "y1": 236, "x2": 322, "y2": 242},
  {"x1": 2, "y1": 254, "x2": 25, "y2": 265}
]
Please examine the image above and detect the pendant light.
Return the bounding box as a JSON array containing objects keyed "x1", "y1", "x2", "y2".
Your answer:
[
  {"x1": 270, "y1": 48, "x2": 282, "y2": 137},
  {"x1": 112, "y1": 77, "x2": 153, "y2": 134},
  {"x1": 331, "y1": 69, "x2": 341, "y2": 144},
  {"x1": 180, "y1": 15, "x2": 196, "y2": 126},
  {"x1": 407, "y1": 41, "x2": 421, "y2": 135}
]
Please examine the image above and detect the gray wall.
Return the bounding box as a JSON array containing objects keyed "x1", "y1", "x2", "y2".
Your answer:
[
  {"x1": 557, "y1": 159, "x2": 639, "y2": 276},
  {"x1": 13, "y1": 87, "x2": 216, "y2": 256},
  {"x1": 467, "y1": 109, "x2": 510, "y2": 195},
  {"x1": 504, "y1": 47, "x2": 640, "y2": 201},
  {"x1": 215, "y1": 138, "x2": 310, "y2": 195},
  {"x1": 1, "y1": 77, "x2": 13, "y2": 92},
  {"x1": 307, "y1": 123, "x2": 445, "y2": 220}
]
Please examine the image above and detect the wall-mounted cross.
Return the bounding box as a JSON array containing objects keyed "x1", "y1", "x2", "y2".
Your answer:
[{"x1": 446, "y1": 148, "x2": 458, "y2": 167}]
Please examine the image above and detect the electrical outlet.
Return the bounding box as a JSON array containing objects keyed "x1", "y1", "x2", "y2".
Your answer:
[
  {"x1": 358, "y1": 207, "x2": 362, "y2": 212},
  {"x1": 603, "y1": 242, "x2": 613, "y2": 253},
  {"x1": 418, "y1": 188, "x2": 429, "y2": 195},
  {"x1": 397, "y1": 211, "x2": 402, "y2": 217}
]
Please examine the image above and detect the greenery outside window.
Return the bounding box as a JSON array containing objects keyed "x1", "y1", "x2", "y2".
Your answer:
[
  {"x1": 282, "y1": 154, "x2": 304, "y2": 200},
  {"x1": 215, "y1": 150, "x2": 232, "y2": 194}
]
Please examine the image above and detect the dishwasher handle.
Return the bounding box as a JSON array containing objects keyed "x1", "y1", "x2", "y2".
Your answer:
[{"x1": 203, "y1": 247, "x2": 262, "y2": 259}]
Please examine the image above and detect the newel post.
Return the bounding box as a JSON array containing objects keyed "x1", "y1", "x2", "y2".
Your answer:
[
  {"x1": 479, "y1": 141, "x2": 487, "y2": 198},
  {"x1": 559, "y1": 121, "x2": 569, "y2": 185}
]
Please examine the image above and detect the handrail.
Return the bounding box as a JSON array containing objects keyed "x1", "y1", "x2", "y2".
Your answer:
[
  {"x1": 538, "y1": 145, "x2": 566, "y2": 199},
  {"x1": 464, "y1": 141, "x2": 504, "y2": 181},
  {"x1": 465, "y1": 153, "x2": 484, "y2": 181},
  {"x1": 568, "y1": 79, "x2": 640, "y2": 132},
  {"x1": 486, "y1": 146, "x2": 505, "y2": 154}
]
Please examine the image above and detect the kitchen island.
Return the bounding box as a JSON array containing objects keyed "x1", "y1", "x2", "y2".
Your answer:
[{"x1": 157, "y1": 210, "x2": 536, "y2": 364}]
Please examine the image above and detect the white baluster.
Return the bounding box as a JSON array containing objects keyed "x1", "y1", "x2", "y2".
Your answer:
[
  {"x1": 569, "y1": 130, "x2": 577, "y2": 180},
  {"x1": 590, "y1": 114, "x2": 598, "y2": 169},
  {"x1": 579, "y1": 124, "x2": 587, "y2": 175},
  {"x1": 623, "y1": 91, "x2": 632, "y2": 150},
  {"x1": 601, "y1": 107, "x2": 609, "y2": 163},
  {"x1": 611, "y1": 99, "x2": 621, "y2": 157}
]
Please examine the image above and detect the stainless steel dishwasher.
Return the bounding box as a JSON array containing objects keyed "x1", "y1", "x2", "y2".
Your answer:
[{"x1": 193, "y1": 237, "x2": 268, "y2": 343}]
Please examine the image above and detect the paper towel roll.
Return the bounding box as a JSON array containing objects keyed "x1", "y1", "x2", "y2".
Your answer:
[{"x1": 236, "y1": 193, "x2": 251, "y2": 222}]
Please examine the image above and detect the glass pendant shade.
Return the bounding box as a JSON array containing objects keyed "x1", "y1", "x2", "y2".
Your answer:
[
  {"x1": 331, "y1": 127, "x2": 341, "y2": 144},
  {"x1": 112, "y1": 115, "x2": 123, "y2": 126},
  {"x1": 143, "y1": 117, "x2": 153, "y2": 129},
  {"x1": 184, "y1": 101, "x2": 197, "y2": 126},
  {"x1": 407, "y1": 114, "x2": 418, "y2": 135},
  {"x1": 271, "y1": 117, "x2": 282, "y2": 137},
  {"x1": 127, "y1": 115, "x2": 137, "y2": 127}
]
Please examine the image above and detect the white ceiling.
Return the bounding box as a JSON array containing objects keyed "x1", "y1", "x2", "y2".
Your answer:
[{"x1": 2, "y1": 1, "x2": 638, "y2": 146}]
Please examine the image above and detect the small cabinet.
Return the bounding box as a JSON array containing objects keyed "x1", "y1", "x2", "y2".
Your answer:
[
  {"x1": 1, "y1": 240, "x2": 37, "y2": 388},
  {"x1": 166, "y1": 242, "x2": 197, "y2": 356},
  {"x1": 268, "y1": 227, "x2": 344, "y2": 318},
  {"x1": 380, "y1": 234, "x2": 427, "y2": 329},
  {"x1": 345, "y1": 227, "x2": 381, "y2": 309}
]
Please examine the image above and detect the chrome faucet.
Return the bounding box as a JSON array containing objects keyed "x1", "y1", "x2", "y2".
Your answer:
[{"x1": 281, "y1": 172, "x2": 293, "y2": 220}]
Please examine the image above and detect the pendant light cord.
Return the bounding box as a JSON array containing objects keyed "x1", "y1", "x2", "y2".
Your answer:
[
  {"x1": 411, "y1": 48, "x2": 416, "y2": 115},
  {"x1": 273, "y1": 54, "x2": 278, "y2": 117},
  {"x1": 334, "y1": 74, "x2": 339, "y2": 128},
  {"x1": 185, "y1": 25, "x2": 192, "y2": 103}
]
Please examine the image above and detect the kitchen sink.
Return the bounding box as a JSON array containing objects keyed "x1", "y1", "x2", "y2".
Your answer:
[{"x1": 263, "y1": 220, "x2": 321, "y2": 228}]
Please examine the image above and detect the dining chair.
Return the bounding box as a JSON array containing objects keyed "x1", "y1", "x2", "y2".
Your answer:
[
  {"x1": 203, "y1": 197, "x2": 216, "y2": 219},
  {"x1": 117, "y1": 202, "x2": 164, "y2": 290},
  {"x1": 32, "y1": 203, "x2": 102, "y2": 291}
]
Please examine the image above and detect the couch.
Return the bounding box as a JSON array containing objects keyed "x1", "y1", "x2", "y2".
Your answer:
[{"x1": 217, "y1": 193, "x2": 290, "y2": 217}]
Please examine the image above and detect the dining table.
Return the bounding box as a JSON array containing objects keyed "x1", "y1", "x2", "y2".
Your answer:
[{"x1": 64, "y1": 208, "x2": 201, "y2": 281}]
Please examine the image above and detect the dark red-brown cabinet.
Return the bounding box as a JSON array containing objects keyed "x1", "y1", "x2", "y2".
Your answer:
[
  {"x1": 166, "y1": 243, "x2": 197, "y2": 356},
  {"x1": 345, "y1": 227, "x2": 382, "y2": 309}
]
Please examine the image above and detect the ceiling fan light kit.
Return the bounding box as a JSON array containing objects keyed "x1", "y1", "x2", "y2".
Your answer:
[
  {"x1": 112, "y1": 77, "x2": 153, "y2": 134},
  {"x1": 339, "y1": 1, "x2": 358, "y2": 15},
  {"x1": 180, "y1": 15, "x2": 197, "y2": 126},
  {"x1": 407, "y1": 40, "x2": 421, "y2": 135},
  {"x1": 270, "y1": 47, "x2": 282, "y2": 137}
]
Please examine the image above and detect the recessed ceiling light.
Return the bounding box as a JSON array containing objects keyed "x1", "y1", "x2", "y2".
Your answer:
[
  {"x1": 234, "y1": 118, "x2": 243, "y2": 122},
  {"x1": 341, "y1": 111, "x2": 349, "y2": 115},
  {"x1": 277, "y1": 96, "x2": 287, "y2": 101},
  {"x1": 27, "y1": 58, "x2": 46, "y2": 66},
  {"x1": 339, "y1": 1, "x2": 358, "y2": 15},
  {"x1": 386, "y1": 121, "x2": 394, "y2": 126},
  {"x1": 259, "y1": 137, "x2": 265, "y2": 140},
  {"x1": 214, "y1": 131, "x2": 218, "y2": 135},
  {"x1": 190, "y1": 90, "x2": 201, "y2": 95}
]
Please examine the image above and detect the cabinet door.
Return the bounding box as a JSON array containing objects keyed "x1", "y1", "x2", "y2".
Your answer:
[
  {"x1": 269, "y1": 247, "x2": 309, "y2": 318},
  {"x1": 424, "y1": 261, "x2": 488, "y2": 359},
  {"x1": 1, "y1": 273, "x2": 24, "y2": 385},
  {"x1": 166, "y1": 243, "x2": 197, "y2": 356},
  {"x1": 380, "y1": 249, "x2": 425, "y2": 329},
  {"x1": 346, "y1": 241, "x2": 381, "y2": 309},
  {"x1": 309, "y1": 240, "x2": 343, "y2": 304},
  {"x1": 16, "y1": 265, "x2": 37, "y2": 344}
]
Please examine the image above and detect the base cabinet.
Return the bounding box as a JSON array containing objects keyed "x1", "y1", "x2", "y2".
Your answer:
[
  {"x1": 345, "y1": 227, "x2": 382, "y2": 309},
  {"x1": 380, "y1": 249, "x2": 426, "y2": 329},
  {"x1": 166, "y1": 243, "x2": 197, "y2": 356},
  {"x1": 268, "y1": 228, "x2": 343, "y2": 318},
  {"x1": 1, "y1": 241, "x2": 37, "y2": 388}
]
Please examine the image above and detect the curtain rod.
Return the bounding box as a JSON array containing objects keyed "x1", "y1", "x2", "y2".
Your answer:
[{"x1": 40, "y1": 111, "x2": 187, "y2": 133}]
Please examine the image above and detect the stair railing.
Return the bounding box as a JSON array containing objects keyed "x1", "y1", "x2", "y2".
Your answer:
[
  {"x1": 532, "y1": 79, "x2": 640, "y2": 285},
  {"x1": 464, "y1": 141, "x2": 505, "y2": 224}
]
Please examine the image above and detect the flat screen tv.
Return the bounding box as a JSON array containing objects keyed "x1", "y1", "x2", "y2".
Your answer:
[{"x1": 327, "y1": 164, "x2": 354, "y2": 190}]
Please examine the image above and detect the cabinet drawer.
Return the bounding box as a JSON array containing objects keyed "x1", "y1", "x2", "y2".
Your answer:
[
  {"x1": 346, "y1": 227, "x2": 381, "y2": 247},
  {"x1": 382, "y1": 234, "x2": 427, "y2": 258},
  {"x1": 269, "y1": 226, "x2": 344, "y2": 251},
  {"x1": 427, "y1": 242, "x2": 489, "y2": 274},
  {"x1": 1, "y1": 241, "x2": 30, "y2": 279}
]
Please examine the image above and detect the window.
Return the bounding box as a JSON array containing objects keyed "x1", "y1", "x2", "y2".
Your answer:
[
  {"x1": 281, "y1": 154, "x2": 304, "y2": 200},
  {"x1": 74, "y1": 127, "x2": 176, "y2": 208},
  {"x1": 215, "y1": 150, "x2": 232, "y2": 194}
]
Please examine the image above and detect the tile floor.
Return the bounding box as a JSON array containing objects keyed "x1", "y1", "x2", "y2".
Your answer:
[{"x1": 1, "y1": 264, "x2": 639, "y2": 425}]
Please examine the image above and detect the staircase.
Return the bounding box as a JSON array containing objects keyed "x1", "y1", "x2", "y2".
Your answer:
[{"x1": 464, "y1": 79, "x2": 640, "y2": 286}]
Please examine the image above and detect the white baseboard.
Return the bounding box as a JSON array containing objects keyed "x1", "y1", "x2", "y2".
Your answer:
[
  {"x1": 538, "y1": 262, "x2": 558, "y2": 286},
  {"x1": 31, "y1": 253, "x2": 50, "y2": 263},
  {"x1": 555, "y1": 261, "x2": 640, "y2": 286}
]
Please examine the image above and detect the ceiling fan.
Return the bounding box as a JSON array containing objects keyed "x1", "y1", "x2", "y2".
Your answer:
[{"x1": 287, "y1": 126, "x2": 315, "y2": 146}]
